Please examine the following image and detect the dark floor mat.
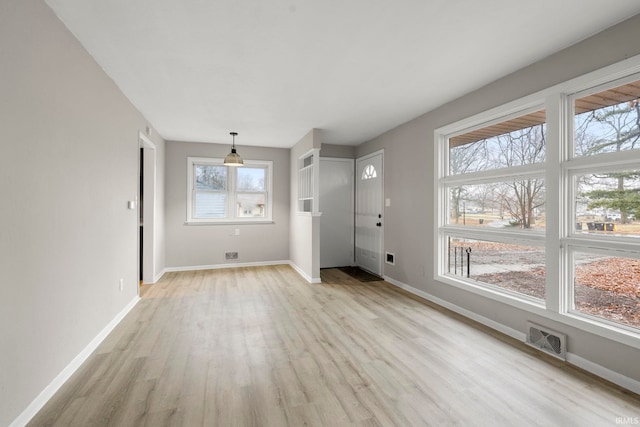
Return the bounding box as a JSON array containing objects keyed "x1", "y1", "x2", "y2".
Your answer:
[{"x1": 336, "y1": 266, "x2": 383, "y2": 282}]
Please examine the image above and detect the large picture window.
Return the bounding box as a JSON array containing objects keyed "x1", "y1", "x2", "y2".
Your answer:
[
  {"x1": 566, "y1": 76, "x2": 640, "y2": 333},
  {"x1": 440, "y1": 108, "x2": 547, "y2": 303},
  {"x1": 437, "y1": 70, "x2": 640, "y2": 344},
  {"x1": 187, "y1": 157, "x2": 273, "y2": 223}
]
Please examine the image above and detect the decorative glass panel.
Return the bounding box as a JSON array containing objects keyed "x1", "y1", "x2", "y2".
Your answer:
[{"x1": 362, "y1": 164, "x2": 377, "y2": 180}]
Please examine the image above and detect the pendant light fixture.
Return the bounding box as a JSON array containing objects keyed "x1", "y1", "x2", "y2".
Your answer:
[{"x1": 223, "y1": 131, "x2": 244, "y2": 166}]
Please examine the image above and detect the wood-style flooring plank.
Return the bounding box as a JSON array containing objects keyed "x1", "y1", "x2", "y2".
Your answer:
[{"x1": 28, "y1": 265, "x2": 640, "y2": 427}]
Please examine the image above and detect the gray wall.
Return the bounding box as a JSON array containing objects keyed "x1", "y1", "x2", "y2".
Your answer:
[
  {"x1": 164, "y1": 141, "x2": 290, "y2": 268},
  {"x1": 320, "y1": 143, "x2": 356, "y2": 159},
  {"x1": 357, "y1": 14, "x2": 640, "y2": 384},
  {"x1": 0, "y1": 1, "x2": 165, "y2": 425},
  {"x1": 289, "y1": 129, "x2": 322, "y2": 281}
]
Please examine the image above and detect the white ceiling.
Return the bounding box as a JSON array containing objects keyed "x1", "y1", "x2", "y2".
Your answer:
[{"x1": 45, "y1": 0, "x2": 640, "y2": 148}]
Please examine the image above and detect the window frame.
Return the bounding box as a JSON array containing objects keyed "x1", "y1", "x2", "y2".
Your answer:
[
  {"x1": 186, "y1": 157, "x2": 273, "y2": 224},
  {"x1": 566, "y1": 245, "x2": 640, "y2": 335},
  {"x1": 435, "y1": 55, "x2": 640, "y2": 349},
  {"x1": 437, "y1": 102, "x2": 549, "y2": 309}
]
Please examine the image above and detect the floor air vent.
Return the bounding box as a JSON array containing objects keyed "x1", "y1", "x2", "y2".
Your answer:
[{"x1": 526, "y1": 322, "x2": 566, "y2": 360}]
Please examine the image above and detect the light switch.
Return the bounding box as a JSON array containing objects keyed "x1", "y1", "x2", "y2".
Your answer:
[{"x1": 385, "y1": 198, "x2": 391, "y2": 207}]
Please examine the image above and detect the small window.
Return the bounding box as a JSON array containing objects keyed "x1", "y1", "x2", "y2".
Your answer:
[
  {"x1": 362, "y1": 164, "x2": 377, "y2": 180},
  {"x1": 187, "y1": 157, "x2": 272, "y2": 223}
]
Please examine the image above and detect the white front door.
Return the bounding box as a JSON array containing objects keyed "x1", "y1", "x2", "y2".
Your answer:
[
  {"x1": 355, "y1": 151, "x2": 383, "y2": 276},
  {"x1": 320, "y1": 158, "x2": 355, "y2": 268}
]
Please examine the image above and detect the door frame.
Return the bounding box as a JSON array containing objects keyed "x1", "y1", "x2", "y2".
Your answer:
[
  {"x1": 138, "y1": 132, "x2": 157, "y2": 290},
  {"x1": 355, "y1": 149, "x2": 384, "y2": 276}
]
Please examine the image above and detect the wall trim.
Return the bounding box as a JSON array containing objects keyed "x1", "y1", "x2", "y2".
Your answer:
[
  {"x1": 566, "y1": 352, "x2": 640, "y2": 396},
  {"x1": 164, "y1": 260, "x2": 290, "y2": 273},
  {"x1": 289, "y1": 261, "x2": 322, "y2": 283},
  {"x1": 383, "y1": 275, "x2": 524, "y2": 341},
  {"x1": 10, "y1": 296, "x2": 141, "y2": 427},
  {"x1": 153, "y1": 269, "x2": 165, "y2": 284},
  {"x1": 384, "y1": 274, "x2": 640, "y2": 396},
  {"x1": 161, "y1": 261, "x2": 322, "y2": 283}
]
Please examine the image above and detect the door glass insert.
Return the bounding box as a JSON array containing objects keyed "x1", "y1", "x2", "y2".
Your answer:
[{"x1": 362, "y1": 164, "x2": 377, "y2": 180}]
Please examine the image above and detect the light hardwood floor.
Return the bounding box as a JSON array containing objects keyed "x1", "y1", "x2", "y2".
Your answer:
[{"x1": 29, "y1": 265, "x2": 640, "y2": 426}]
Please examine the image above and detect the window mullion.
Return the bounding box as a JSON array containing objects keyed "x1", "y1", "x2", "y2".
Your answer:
[
  {"x1": 443, "y1": 163, "x2": 545, "y2": 185},
  {"x1": 544, "y1": 93, "x2": 564, "y2": 313},
  {"x1": 228, "y1": 166, "x2": 235, "y2": 219}
]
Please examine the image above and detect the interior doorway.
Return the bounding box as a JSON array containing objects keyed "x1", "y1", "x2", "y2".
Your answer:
[
  {"x1": 139, "y1": 132, "x2": 156, "y2": 290},
  {"x1": 355, "y1": 150, "x2": 384, "y2": 276}
]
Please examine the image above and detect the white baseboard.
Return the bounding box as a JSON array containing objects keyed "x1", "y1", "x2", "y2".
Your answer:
[
  {"x1": 163, "y1": 260, "x2": 321, "y2": 284},
  {"x1": 10, "y1": 296, "x2": 140, "y2": 427},
  {"x1": 164, "y1": 260, "x2": 290, "y2": 273},
  {"x1": 288, "y1": 262, "x2": 322, "y2": 283},
  {"x1": 153, "y1": 269, "x2": 165, "y2": 283},
  {"x1": 384, "y1": 274, "x2": 640, "y2": 396},
  {"x1": 566, "y1": 352, "x2": 640, "y2": 395},
  {"x1": 383, "y1": 275, "x2": 524, "y2": 341}
]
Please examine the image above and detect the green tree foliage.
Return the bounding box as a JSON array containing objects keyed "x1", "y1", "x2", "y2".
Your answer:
[{"x1": 578, "y1": 100, "x2": 640, "y2": 223}]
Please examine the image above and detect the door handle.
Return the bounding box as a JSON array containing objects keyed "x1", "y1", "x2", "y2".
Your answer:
[{"x1": 376, "y1": 222, "x2": 382, "y2": 227}]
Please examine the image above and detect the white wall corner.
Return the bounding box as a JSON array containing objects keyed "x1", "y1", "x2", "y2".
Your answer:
[
  {"x1": 289, "y1": 261, "x2": 321, "y2": 283},
  {"x1": 152, "y1": 269, "x2": 166, "y2": 284},
  {"x1": 10, "y1": 296, "x2": 141, "y2": 427}
]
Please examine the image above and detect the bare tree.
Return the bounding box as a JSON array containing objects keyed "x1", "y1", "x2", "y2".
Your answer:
[
  {"x1": 196, "y1": 165, "x2": 226, "y2": 190},
  {"x1": 449, "y1": 140, "x2": 488, "y2": 223},
  {"x1": 491, "y1": 124, "x2": 546, "y2": 228}
]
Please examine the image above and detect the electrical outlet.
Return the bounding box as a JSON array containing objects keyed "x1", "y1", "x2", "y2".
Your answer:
[
  {"x1": 225, "y1": 252, "x2": 238, "y2": 260},
  {"x1": 119, "y1": 278, "x2": 124, "y2": 292}
]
